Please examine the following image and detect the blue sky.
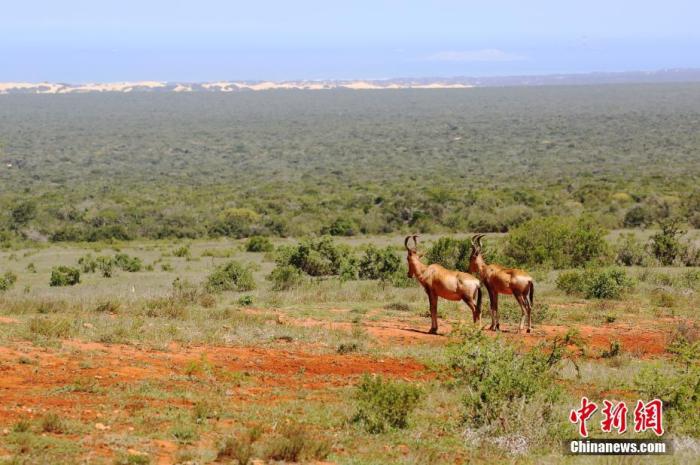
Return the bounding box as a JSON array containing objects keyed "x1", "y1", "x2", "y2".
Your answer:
[{"x1": 2, "y1": 0, "x2": 699, "y2": 82}]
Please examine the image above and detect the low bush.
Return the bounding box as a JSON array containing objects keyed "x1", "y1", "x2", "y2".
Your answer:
[
  {"x1": 246, "y1": 235, "x2": 274, "y2": 252},
  {"x1": 78, "y1": 253, "x2": 98, "y2": 273},
  {"x1": 352, "y1": 374, "x2": 422, "y2": 433},
  {"x1": 635, "y1": 342, "x2": 700, "y2": 436},
  {"x1": 113, "y1": 253, "x2": 142, "y2": 272},
  {"x1": 49, "y1": 266, "x2": 80, "y2": 286},
  {"x1": 555, "y1": 270, "x2": 589, "y2": 295},
  {"x1": 206, "y1": 260, "x2": 256, "y2": 292},
  {"x1": 447, "y1": 325, "x2": 570, "y2": 444},
  {"x1": 321, "y1": 217, "x2": 358, "y2": 236},
  {"x1": 556, "y1": 268, "x2": 633, "y2": 299},
  {"x1": 0, "y1": 271, "x2": 17, "y2": 292},
  {"x1": 586, "y1": 268, "x2": 634, "y2": 299},
  {"x1": 277, "y1": 236, "x2": 356, "y2": 277},
  {"x1": 425, "y1": 236, "x2": 471, "y2": 271},
  {"x1": 357, "y1": 245, "x2": 401, "y2": 280},
  {"x1": 96, "y1": 256, "x2": 114, "y2": 277},
  {"x1": 505, "y1": 216, "x2": 608, "y2": 268},
  {"x1": 614, "y1": 233, "x2": 651, "y2": 266},
  {"x1": 172, "y1": 245, "x2": 191, "y2": 258},
  {"x1": 268, "y1": 265, "x2": 305, "y2": 290}
]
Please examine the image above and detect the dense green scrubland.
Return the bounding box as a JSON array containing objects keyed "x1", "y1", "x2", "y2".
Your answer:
[{"x1": 1, "y1": 84, "x2": 700, "y2": 243}]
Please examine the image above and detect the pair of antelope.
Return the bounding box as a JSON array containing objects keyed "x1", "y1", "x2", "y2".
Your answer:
[{"x1": 405, "y1": 234, "x2": 534, "y2": 334}]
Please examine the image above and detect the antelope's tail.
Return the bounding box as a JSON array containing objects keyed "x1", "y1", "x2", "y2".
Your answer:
[
  {"x1": 476, "y1": 286, "x2": 483, "y2": 314},
  {"x1": 528, "y1": 281, "x2": 534, "y2": 307}
]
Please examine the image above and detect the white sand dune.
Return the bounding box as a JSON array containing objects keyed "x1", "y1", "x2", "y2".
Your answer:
[{"x1": 0, "y1": 80, "x2": 474, "y2": 94}]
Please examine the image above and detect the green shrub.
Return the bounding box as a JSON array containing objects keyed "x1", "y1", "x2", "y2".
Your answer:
[
  {"x1": 206, "y1": 260, "x2": 256, "y2": 292},
  {"x1": 209, "y1": 208, "x2": 261, "y2": 238},
  {"x1": 557, "y1": 268, "x2": 633, "y2": 299},
  {"x1": 447, "y1": 326, "x2": 566, "y2": 439},
  {"x1": 96, "y1": 256, "x2": 114, "y2": 277},
  {"x1": 636, "y1": 361, "x2": 700, "y2": 436},
  {"x1": 278, "y1": 236, "x2": 356, "y2": 277},
  {"x1": 623, "y1": 205, "x2": 650, "y2": 227},
  {"x1": 238, "y1": 295, "x2": 254, "y2": 306},
  {"x1": 321, "y1": 217, "x2": 358, "y2": 236},
  {"x1": 650, "y1": 218, "x2": 685, "y2": 265},
  {"x1": 555, "y1": 270, "x2": 589, "y2": 295},
  {"x1": 425, "y1": 237, "x2": 471, "y2": 271},
  {"x1": 358, "y1": 245, "x2": 401, "y2": 280},
  {"x1": 113, "y1": 253, "x2": 142, "y2": 272},
  {"x1": 78, "y1": 253, "x2": 98, "y2": 273},
  {"x1": 681, "y1": 269, "x2": 700, "y2": 290},
  {"x1": 0, "y1": 271, "x2": 17, "y2": 292},
  {"x1": 267, "y1": 265, "x2": 305, "y2": 290},
  {"x1": 352, "y1": 374, "x2": 422, "y2": 433},
  {"x1": 172, "y1": 245, "x2": 191, "y2": 258},
  {"x1": 614, "y1": 233, "x2": 651, "y2": 266},
  {"x1": 505, "y1": 216, "x2": 608, "y2": 268},
  {"x1": 49, "y1": 266, "x2": 80, "y2": 286},
  {"x1": 586, "y1": 268, "x2": 634, "y2": 299},
  {"x1": 246, "y1": 235, "x2": 274, "y2": 252}
]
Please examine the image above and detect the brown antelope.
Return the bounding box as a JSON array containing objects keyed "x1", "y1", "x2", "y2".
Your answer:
[
  {"x1": 404, "y1": 235, "x2": 482, "y2": 334},
  {"x1": 469, "y1": 234, "x2": 534, "y2": 333}
]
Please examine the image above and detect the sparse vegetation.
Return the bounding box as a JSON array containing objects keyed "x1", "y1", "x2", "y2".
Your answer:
[{"x1": 1, "y1": 86, "x2": 699, "y2": 463}]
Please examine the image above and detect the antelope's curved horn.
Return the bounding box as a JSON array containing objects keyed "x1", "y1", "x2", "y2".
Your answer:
[
  {"x1": 404, "y1": 236, "x2": 412, "y2": 251},
  {"x1": 471, "y1": 234, "x2": 480, "y2": 246},
  {"x1": 412, "y1": 234, "x2": 420, "y2": 250},
  {"x1": 475, "y1": 234, "x2": 485, "y2": 249}
]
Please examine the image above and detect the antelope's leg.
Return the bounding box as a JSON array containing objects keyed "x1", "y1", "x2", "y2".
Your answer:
[
  {"x1": 463, "y1": 296, "x2": 478, "y2": 324},
  {"x1": 488, "y1": 287, "x2": 499, "y2": 331},
  {"x1": 428, "y1": 291, "x2": 438, "y2": 334},
  {"x1": 514, "y1": 293, "x2": 527, "y2": 333},
  {"x1": 524, "y1": 290, "x2": 533, "y2": 333}
]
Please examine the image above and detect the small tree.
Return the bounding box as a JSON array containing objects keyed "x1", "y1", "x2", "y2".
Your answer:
[
  {"x1": 10, "y1": 201, "x2": 36, "y2": 230},
  {"x1": 650, "y1": 218, "x2": 685, "y2": 266}
]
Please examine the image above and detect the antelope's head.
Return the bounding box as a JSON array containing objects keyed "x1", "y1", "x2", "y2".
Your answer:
[
  {"x1": 404, "y1": 234, "x2": 423, "y2": 278},
  {"x1": 469, "y1": 234, "x2": 486, "y2": 274}
]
